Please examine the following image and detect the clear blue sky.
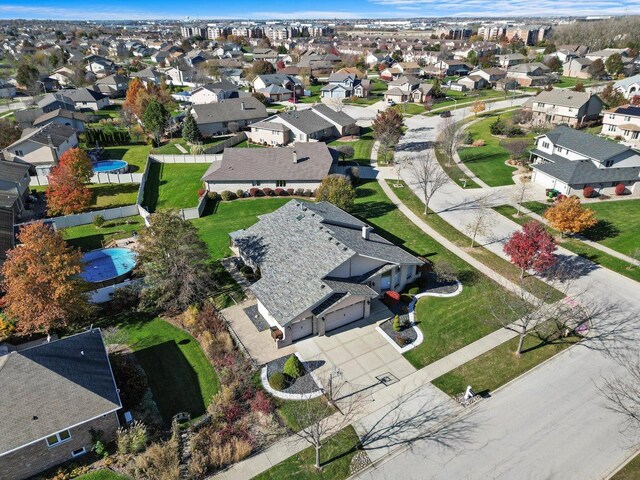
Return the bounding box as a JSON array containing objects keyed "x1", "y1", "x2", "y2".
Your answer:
[{"x1": 0, "y1": 0, "x2": 637, "y2": 20}]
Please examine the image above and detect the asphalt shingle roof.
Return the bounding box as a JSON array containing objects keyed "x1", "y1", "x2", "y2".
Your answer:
[
  {"x1": 0, "y1": 159, "x2": 30, "y2": 183},
  {"x1": 0, "y1": 330, "x2": 121, "y2": 455},
  {"x1": 542, "y1": 125, "x2": 629, "y2": 161},
  {"x1": 192, "y1": 97, "x2": 267, "y2": 125}
]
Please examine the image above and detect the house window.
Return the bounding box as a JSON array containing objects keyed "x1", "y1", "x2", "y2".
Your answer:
[
  {"x1": 14, "y1": 149, "x2": 24, "y2": 156},
  {"x1": 609, "y1": 114, "x2": 615, "y2": 119},
  {"x1": 276, "y1": 180, "x2": 286, "y2": 187},
  {"x1": 605, "y1": 160, "x2": 613, "y2": 167},
  {"x1": 632, "y1": 132, "x2": 639, "y2": 140},
  {"x1": 608, "y1": 125, "x2": 616, "y2": 132},
  {"x1": 537, "y1": 102, "x2": 545, "y2": 108},
  {"x1": 624, "y1": 116, "x2": 631, "y2": 122},
  {"x1": 541, "y1": 141, "x2": 550, "y2": 149},
  {"x1": 252, "y1": 180, "x2": 261, "y2": 186},
  {"x1": 71, "y1": 447, "x2": 87, "y2": 458},
  {"x1": 46, "y1": 429, "x2": 71, "y2": 447}
]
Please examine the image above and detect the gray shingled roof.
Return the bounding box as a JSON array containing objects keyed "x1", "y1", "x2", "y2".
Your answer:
[
  {"x1": 64, "y1": 88, "x2": 107, "y2": 103},
  {"x1": 0, "y1": 330, "x2": 121, "y2": 456},
  {"x1": 36, "y1": 92, "x2": 74, "y2": 109},
  {"x1": 276, "y1": 110, "x2": 334, "y2": 135},
  {"x1": 232, "y1": 200, "x2": 422, "y2": 326},
  {"x1": 202, "y1": 142, "x2": 335, "y2": 182},
  {"x1": 311, "y1": 105, "x2": 356, "y2": 128},
  {"x1": 0, "y1": 160, "x2": 30, "y2": 183},
  {"x1": 530, "y1": 89, "x2": 596, "y2": 109},
  {"x1": 12, "y1": 123, "x2": 77, "y2": 148},
  {"x1": 33, "y1": 108, "x2": 88, "y2": 127},
  {"x1": 542, "y1": 125, "x2": 629, "y2": 161},
  {"x1": 192, "y1": 97, "x2": 267, "y2": 125}
]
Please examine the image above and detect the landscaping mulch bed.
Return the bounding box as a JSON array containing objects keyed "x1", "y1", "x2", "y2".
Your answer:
[
  {"x1": 266, "y1": 355, "x2": 322, "y2": 395},
  {"x1": 380, "y1": 318, "x2": 417, "y2": 348},
  {"x1": 425, "y1": 272, "x2": 459, "y2": 295},
  {"x1": 243, "y1": 304, "x2": 269, "y2": 332}
]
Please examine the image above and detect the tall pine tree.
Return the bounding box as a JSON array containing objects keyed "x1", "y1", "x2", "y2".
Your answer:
[{"x1": 182, "y1": 111, "x2": 203, "y2": 144}]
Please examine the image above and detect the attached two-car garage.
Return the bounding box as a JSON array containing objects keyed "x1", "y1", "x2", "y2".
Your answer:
[{"x1": 324, "y1": 301, "x2": 365, "y2": 332}]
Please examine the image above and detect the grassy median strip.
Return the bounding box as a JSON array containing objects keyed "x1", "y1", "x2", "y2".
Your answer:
[
  {"x1": 388, "y1": 181, "x2": 565, "y2": 302},
  {"x1": 494, "y1": 203, "x2": 640, "y2": 283},
  {"x1": 254, "y1": 426, "x2": 361, "y2": 480},
  {"x1": 612, "y1": 452, "x2": 640, "y2": 480},
  {"x1": 432, "y1": 325, "x2": 580, "y2": 396}
]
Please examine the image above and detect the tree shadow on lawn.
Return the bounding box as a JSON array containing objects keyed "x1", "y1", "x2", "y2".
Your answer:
[
  {"x1": 141, "y1": 162, "x2": 165, "y2": 212},
  {"x1": 134, "y1": 340, "x2": 206, "y2": 425},
  {"x1": 581, "y1": 220, "x2": 620, "y2": 242},
  {"x1": 352, "y1": 200, "x2": 396, "y2": 220}
]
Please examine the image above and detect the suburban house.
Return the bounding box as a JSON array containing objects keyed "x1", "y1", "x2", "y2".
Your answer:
[
  {"x1": 0, "y1": 330, "x2": 122, "y2": 480},
  {"x1": 32, "y1": 109, "x2": 88, "y2": 133},
  {"x1": 189, "y1": 80, "x2": 239, "y2": 104},
  {"x1": 64, "y1": 88, "x2": 110, "y2": 111},
  {"x1": 614, "y1": 75, "x2": 640, "y2": 100},
  {"x1": 458, "y1": 74, "x2": 489, "y2": 91},
  {"x1": 0, "y1": 78, "x2": 16, "y2": 98},
  {"x1": 130, "y1": 68, "x2": 164, "y2": 86},
  {"x1": 473, "y1": 67, "x2": 508, "y2": 86},
  {"x1": 202, "y1": 142, "x2": 336, "y2": 193},
  {"x1": 229, "y1": 200, "x2": 423, "y2": 346},
  {"x1": 365, "y1": 52, "x2": 392, "y2": 66},
  {"x1": 253, "y1": 74, "x2": 304, "y2": 102},
  {"x1": 384, "y1": 75, "x2": 433, "y2": 103},
  {"x1": 249, "y1": 105, "x2": 357, "y2": 145},
  {"x1": 586, "y1": 48, "x2": 637, "y2": 75},
  {"x1": 530, "y1": 125, "x2": 640, "y2": 195},
  {"x1": 562, "y1": 58, "x2": 593, "y2": 79},
  {"x1": 49, "y1": 66, "x2": 76, "y2": 88},
  {"x1": 252, "y1": 48, "x2": 278, "y2": 63},
  {"x1": 320, "y1": 73, "x2": 369, "y2": 99},
  {"x1": 0, "y1": 159, "x2": 31, "y2": 220},
  {"x1": 507, "y1": 62, "x2": 554, "y2": 87},
  {"x1": 36, "y1": 93, "x2": 75, "y2": 114},
  {"x1": 191, "y1": 97, "x2": 267, "y2": 136},
  {"x1": 93, "y1": 74, "x2": 129, "y2": 98},
  {"x1": 425, "y1": 59, "x2": 470, "y2": 77},
  {"x1": 601, "y1": 105, "x2": 640, "y2": 147},
  {"x1": 2, "y1": 123, "x2": 79, "y2": 174},
  {"x1": 522, "y1": 89, "x2": 604, "y2": 127},
  {"x1": 496, "y1": 53, "x2": 527, "y2": 68}
]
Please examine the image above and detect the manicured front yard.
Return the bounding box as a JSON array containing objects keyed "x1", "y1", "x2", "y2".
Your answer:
[
  {"x1": 457, "y1": 110, "x2": 534, "y2": 187},
  {"x1": 612, "y1": 452, "x2": 640, "y2": 480},
  {"x1": 102, "y1": 143, "x2": 152, "y2": 173},
  {"x1": 142, "y1": 162, "x2": 209, "y2": 211},
  {"x1": 61, "y1": 216, "x2": 144, "y2": 251},
  {"x1": 77, "y1": 470, "x2": 131, "y2": 480},
  {"x1": 192, "y1": 198, "x2": 290, "y2": 260},
  {"x1": 103, "y1": 315, "x2": 219, "y2": 424},
  {"x1": 432, "y1": 325, "x2": 579, "y2": 396},
  {"x1": 88, "y1": 183, "x2": 139, "y2": 210},
  {"x1": 353, "y1": 181, "x2": 524, "y2": 368},
  {"x1": 429, "y1": 88, "x2": 513, "y2": 113},
  {"x1": 254, "y1": 426, "x2": 361, "y2": 480},
  {"x1": 329, "y1": 126, "x2": 374, "y2": 166}
]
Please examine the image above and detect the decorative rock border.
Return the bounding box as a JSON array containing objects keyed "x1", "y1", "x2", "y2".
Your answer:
[
  {"x1": 376, "y1": 279, "x2": 463, "y2": 352},
  {"x1": 261, "y1": 352, "x2": 324, "y2": 400}
]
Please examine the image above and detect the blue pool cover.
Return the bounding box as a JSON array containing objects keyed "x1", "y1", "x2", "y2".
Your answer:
[
  {"x1": 93, "y1": 160, "x2": 128, "y2": 172},
  {"x1": 81, "y1": 248, "x2": 137, "y2": 283}
]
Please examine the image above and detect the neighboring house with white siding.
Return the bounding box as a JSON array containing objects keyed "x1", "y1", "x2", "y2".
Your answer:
[
  {"x1": 601, "y1": 105, "x2": 640, "y2": 147},
  {"x1": 522, "y1": 89, "x2": 604, "y2": 127},
  {"x1": 191, "y1": 97, "x2": 267, "y2": 136}
]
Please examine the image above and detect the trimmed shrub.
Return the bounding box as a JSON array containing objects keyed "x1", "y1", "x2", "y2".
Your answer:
[
  {"x1": 198, "y1": 188, "x2": 206, "y2": 198},
  {"x1": 268, "y1": 371, "x2": 286, "y2": 391},
  {"x1": 236, "y1": 189, "x2": 245, "y2": 198},
  {"x1": 220, "y1": 190, "x2": 236, "y2": 201},
  {"x1": 250, "y1": 390, "x2": 273, "y2": 414},
  {"x1": 93, "y1": 214, "x2": 105, "y2": 228},
  {"x1": 408, "y1": 287, "x2": 420, "y2": 296},
  {"x1": 304, "y1": 189, "x2": 313, "y2": 197},
  {"x1": 283, "y1": 355, "x2": 305, "y2": 379},
  {"x1": 582, "y1": 185, "x2": 595, "y2": 198},
  {"x1": 286, "y1": 188, "x2": 294, "y2": 196},
  {"x1": 472, "y1": 139, "x2": 485, "y2": 147},
  {"x1": 392, "y1": 315, "x2": 401, "y2": 332},
  {"x1": 462, "y1": 131, "x2": 474, "y2": 145},
  {"x1": 295, "y1": 188, "x2": 305, "y2": 196},
  {"x1": 263, "y1": 187, "x2": 274, "y2": 196},
  {"x1": 400, "y1": 293, "x2": 413, "y2": 304},
  {"x1": 395, "y1": 335, "x2": 411, "y2": 346},
  {"x1": 274, "y1": 188, "x2": 287, "y2": 196},
  {"x1": 249, "y1": 188, "x2": 260, "y2": 197},
  {"x1": 207, "y1": 191, "x2": 220, "y2": 201},
  {"x1": 615, "y1": 183, "x2": 626, "y2": 195}
]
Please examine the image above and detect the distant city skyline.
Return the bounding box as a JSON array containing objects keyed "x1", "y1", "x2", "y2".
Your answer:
[{"x1": 0, "y1": 0, "x2": 639, "y2": 21}]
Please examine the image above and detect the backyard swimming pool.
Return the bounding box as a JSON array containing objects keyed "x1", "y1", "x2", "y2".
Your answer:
[
  {"x1": 81, "y1": 247, "x2": 137, "y2": 285},
  {"x1": 93, "y1": 160, "x2": 129, "y2": 174}
]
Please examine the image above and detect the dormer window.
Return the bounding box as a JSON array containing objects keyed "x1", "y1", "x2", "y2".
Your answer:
[{"x1": 605, "y1": 160, "x2": 613, "y2": 167}]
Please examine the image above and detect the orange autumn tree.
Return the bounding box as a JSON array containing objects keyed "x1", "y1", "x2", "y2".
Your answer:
[
  {"x1": 123, "y1": 77, "x2": 145, "y2": 117},
  {"x1": 544, "y1": 196, "x2": 597, "y2": 236},
  {"x1": 46, "y1": 147, "x2": 93, "y2": 216},
  {"x1": 1, "y1": 222, "x2": 91, "y2": 334}
]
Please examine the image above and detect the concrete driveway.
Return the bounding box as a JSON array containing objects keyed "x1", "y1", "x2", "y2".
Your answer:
[{"x1": 295, "y1": 300, "x2": 416, "y2": 396}]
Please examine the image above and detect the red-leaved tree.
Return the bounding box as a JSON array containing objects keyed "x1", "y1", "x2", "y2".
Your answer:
[
  {"x1": 504, "y1": 221, "x2": 557, "y2": 279},
  {"x1": 46, "y1": 148, "x2": 93, "y2": 216}
]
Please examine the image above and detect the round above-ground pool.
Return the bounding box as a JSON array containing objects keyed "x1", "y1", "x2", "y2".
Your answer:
[
  {"x1": 81, "y1": 247, "x2": 137, "y2": 288},
  {"x1": 93, "y1": 160, "x2": 129, "y2": 174}
]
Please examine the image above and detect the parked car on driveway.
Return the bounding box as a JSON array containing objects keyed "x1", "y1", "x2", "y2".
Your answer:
[{"x1": 440, "y1": 110, "x2": 452, "y2": 118}]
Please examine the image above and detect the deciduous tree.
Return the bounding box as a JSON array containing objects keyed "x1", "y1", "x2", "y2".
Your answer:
[
  {"x1": 470, "y1": 100, "x2": 486, "y2": 117},
  {"x1": 588, "y1": 59, "x2": 606, "y2": 80},
  {"x1": 408, "y1": 150, "x2": 449, "y2": 215},
  {"x1": 46, "y1": 148, "x2": 93, "y2": 216},
  {"x1": 1, "y1": 222, "x2": 91, "y2": 334},
  {"x1": 605, "y1": 53, "x2": 624, "y2": 76},
  {"x1": 0, "y1": 119, "x2": 22, "y2": 149},
  {"x1": 123, "y1": 77, "x2": 145, "y2": 117},
  {"x1": 316, "y1": 174, "x2": 355, "y2": 212},
  {"x1": 372, "y1": 108, "x2": 404, "y2": 162},
  {"x1": 251, "y1": 60, "x2": 275, "y2": 76},
  {"x1": 544, "y1": 197, "x2": 597, "y2": 236},
  {"x1": 504, "y1": 221, "x2": 557, "y2": 278}
]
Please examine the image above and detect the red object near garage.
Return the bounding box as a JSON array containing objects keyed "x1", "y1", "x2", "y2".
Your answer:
[{"x1": 384, "y1": 290, "x2": 400, "y2": 305}]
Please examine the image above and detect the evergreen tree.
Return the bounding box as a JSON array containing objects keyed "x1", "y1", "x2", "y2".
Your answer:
[{"x1": 182, "y1": 111, "x2": 203, "y2": 143}]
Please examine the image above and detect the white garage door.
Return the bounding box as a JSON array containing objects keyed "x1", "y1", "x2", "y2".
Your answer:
[
  {"x1": 325, "y1": 302, "x2": 365, "y2": 332},
  {"x1": 291, "y1": 317, "x2": 313, "y2": 341},
  {"x1": 533, "y1": 171, "x2": 557, "y2": 190}
]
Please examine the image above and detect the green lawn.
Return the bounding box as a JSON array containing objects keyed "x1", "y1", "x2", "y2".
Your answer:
[
  {"x1": 353, "y1": 181, "x2": 525, "y2": 368},
  {"x1": 434, "y1": 142, "x2": 480, "y2": 189},
  {"x1": 254, "y1": 426, "x2": 361, "y2": 480},
  {"x1": 61, "y1": 216, "x2": 144, "y2": 251},
  {"x1": 276, "y1": 396, "x2": 335, "y2": 433},
  {"x1": 554, "y1": 76, "x2": 595, "y2": 89},
  {"x1": 151, "y1": 139, "x2": 187, "y2": 155},
  {"x1": 389, "y1": 182, "x2": 565, "y2": 302},
  {"x1": 612, "y1": 452, "x2": 640, "y2": 480},
  {"x1": 299, "y1": 84, "x2": 323, "y2": 104},
  {"x1": 89, "y1": 104, "x2": 122, "y2": 119},
  {"x1": 193, "y1": 198, "x2": 290, "y2": 260},
  {"x1": 329, "y1": 126, "x2": 374, "y2": 166},
  {"x1": 432, "y1": 326, "x2": 579, "y2": 396},
  {"x1": 88, "y1": 183, "x2": 139, "y2": 210},
  {"x1": 234, "y1": 140, "x2": 267, "y2": 148},
  {"x1": 457, "y1": 110, "x2": 534, "y2": 187},
  {"x1": 77, "y1": 470, "x2": 131, "y2": 480},
  {"x1": 429, "y1": 88, "x2": 512, "y2": 113},
  {"x1": 103, "y1": 143, "x2": 152, "y2": 173},
  {"x1": 103, "y1": 315, "x2": 219, "y2": 424},
  {"x1": 142, "y1": 162, "x2": 209, "y2": 211}
]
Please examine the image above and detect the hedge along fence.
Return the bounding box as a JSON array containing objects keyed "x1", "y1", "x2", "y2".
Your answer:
[
  {"x1": 85, "y1": 127, "x2": 131, "y2": 146},
  {"x1": 203, "y1": 131, "x2": 247, "y2": 154}
]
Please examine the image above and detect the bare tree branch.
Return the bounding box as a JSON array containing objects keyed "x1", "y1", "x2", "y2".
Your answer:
[{"x1": 408, "y1": 150, "x2": 449, "y2": 215}]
